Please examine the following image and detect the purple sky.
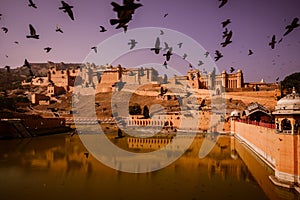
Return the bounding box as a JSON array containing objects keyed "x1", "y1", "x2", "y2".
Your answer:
[{"x1": 0, "y1": 0, "x2": 299, "y2": 82}]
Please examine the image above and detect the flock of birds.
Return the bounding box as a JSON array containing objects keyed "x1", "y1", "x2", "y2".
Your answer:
[
  {"x1": 1, "y1": 0, "x2": 299, "y2": 78},
  {"x1": 0, "y1": 0, "x2": 143, "y2": 75}
]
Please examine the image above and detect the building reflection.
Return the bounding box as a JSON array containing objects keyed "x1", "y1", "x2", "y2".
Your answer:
[{"x1": 0, "y1": 134, "x2": 298, "y2": 200}]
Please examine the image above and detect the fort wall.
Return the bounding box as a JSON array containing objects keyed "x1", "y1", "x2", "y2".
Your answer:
[{"x1": 231, "y1": 120, "x2": 300, "y2": 190}]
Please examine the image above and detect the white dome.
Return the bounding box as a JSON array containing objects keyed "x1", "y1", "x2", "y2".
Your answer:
[
  {"x1": 230, "y1": 110, "x2": 240, "y2": 117},
  {"x1": 273, "y1": 88, "x2": 300, "y2": 115},
  {"x1": 277, "y1": 92, "x2": 300, "y2": 106}
]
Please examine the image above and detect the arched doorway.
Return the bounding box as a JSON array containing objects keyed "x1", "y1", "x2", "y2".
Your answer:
[{"x1": 281, "y1": 118, "x2": 292, "y2": 130}]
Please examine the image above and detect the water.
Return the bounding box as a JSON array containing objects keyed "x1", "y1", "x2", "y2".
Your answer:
[{"x1": 0, "y1": 133, "x2": 298, "y2": 200}]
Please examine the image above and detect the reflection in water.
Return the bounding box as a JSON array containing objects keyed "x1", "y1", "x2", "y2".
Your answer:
[{"x1": 0, "y1": 133, "x2": 298, "y2": 200}]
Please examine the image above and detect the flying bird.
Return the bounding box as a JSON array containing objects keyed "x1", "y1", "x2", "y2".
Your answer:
[
  {"x1": 44, "y1": 47, "x2": 52, "y2": 53},
  {"x1": 26, "y1": 24, "x2": 39, "y2": 39},
  {"x1": 278, "y1": 38, "x2": 283, "y2": 44},
  {"x1": 0, "y1": 14, "x2": 2, "y2": 20},
  {"x1": 163, "y1": 61, "x2": 168, "y2": 69},
  {"x1": 163, "y1": 13, "x2": 168, "y2": 18},
  {"x1": 204, "y1": 51, "x2": 209, "y2": 57},
  {"x1": 283, "y1": 17, "x2": 299, "y2": 36},
  {"x1": 99, "y1": 25, "x2": 107, "y2": 32},
  {"x1": 177, "y1": 42, "x2": 183, "y2": 48},
  {"x1": 230, "y1": 67, "x2": 235, "y2": 73},
  {"x1": 214, "y1": 50, "x2": 223, "y2": 61},
  {"x1": 248, "y1": 49, "x2": 253, "y2": 55},
  {"x1": 269, "y1": 35, "x2": 276, "y2": 49},
  {"x1": 189, "y1": 63, "x2": 193, "y2": 69},
  {"x1": 182, "y1": 53, "x2": 187, "y2": 60},
  {"x1": 14, "y1": 41, "x2": 19, "y2": 44},
  {"x1": 221, "y1": 19, "x2": 231, "y2": 28},
  {"x1": 128, "y1": 39, "x2": 138, "y2": 49},
  {"x1": 219, "y1": 0, "x2": 228, "y2": 8},
  {"x1": 110, "y1": 1, "x2": 142, "y2": 32},
  {"x1": 163, "y1": 48, "x2": 173, "y2": 61},
  {"x1": 276, "y1": 77, "x2": 279, "y2": 82},
  {"x1": 198, "y1": 60, "x2": 204, "y2": 66},
  {"x1": 160, "y1": 30, "x2": 164, "y2": 35},
  {"x1": 23, "y1": 59, "x2": 30, "y2": 68},
  {"x1": 221, "y1": 30, "x2": 232, "y2": 47},
  {"x1": 163, "y1": 42, "x2": 170, "y2": 51},
  {"x1": 150, "y1": 37, "x2": 161, "y2": 54},
  {"x1": 59, "y1": 1, "x2": 74, "y2": 20},
  {"x1": 1, "y1": 27, "x2": 8, "y2": 33},
  {"x1": 28, "y1": 0, "x2": 37, "y2": 9},
  {"x1": 91, "y1": 46, "x2": 97, "y2": 53},
  {"x1": 56, "y1": 25, "x2": 63, "y2": 33},
  {"x1": 23, "y1": 59, "x2": 34, "y2": 76},
  {"x1": 222, "y1": 28, "x2": 229, "y2": 38}
]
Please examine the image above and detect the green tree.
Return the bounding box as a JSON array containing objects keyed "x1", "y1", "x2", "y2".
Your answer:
[{"x1": 281, "y1": 72, "x2": 300, "y2": 94}]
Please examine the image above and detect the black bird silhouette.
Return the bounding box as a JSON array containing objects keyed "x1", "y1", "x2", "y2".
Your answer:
[
  {"x1": 128, "y1": 39, "x2": 138, "y2": 49},
  {"x1": 221, "y1": 30, "x2": 232, "y2": 47},
  {"x1": 59, "y1": 1, "x2": 74, "y2": 20},
  {"x1": 23, "y1": 59, "x2": 34, "y2": 76},
  {"x1": 83, "y1": 152, "x2": 89, "y2": 158},
  {"x1": 219, "y1": 0, "x2": 228, "y2": 8},
  {"x1": 221, "y1": 19, "x2": 231, "y2": 28},
  {"x1": 230, "y1": 67, "x2": 235, "y2": 73},
  {"x1": 0, "y1": 14, "x2": 2, "y2": 20},
  {"x1": 4, "y1": 66, "x2": 10, "y2": 73},
  {"x1": 163, "y1": 42, "x2": 170, "y2": 51},
  {"x1": 110, "y1": 0, "x2": 142, "y2": 32},
  {"x1": 163, "y1": 61, "x2": 168, "y2": 69},
  {"x1": 163, "y1": 13, "x2": 168, "y2": 18},
  {"x1": 150, "y1": 37, "x2": 161, "y2": 54},
  {"x1": 276, "y1": 77, "x2": 279, "y2": 82},
  {"x1": 214, "y1": 50, "x2": 223, "y2": 61},
  {"x1": 23, "y1": 59, "x2": 30, "y2": 68},
  {"x1": 222, "y1": 28, "x2": 229, "y2": 38},
  {"x1": 189, "y1": 63, "x2": 193, "y2": 69},
  {"x1": 91, "y1": 46, "x2": 97, "y2": 53},
  {"x1": 177, "y1": 42, "x2": 183, "y2": 48},
  {"x1": 198, "y1": 60, "x2": 204, "y2": 66},
  {"x1": 14, "y1": 41, "x2": 19, "y2": 44},
  {"x1": 204, "y1": 51, "x2": 209, "y2": 58},
  {"x1": 182, "y1": 53, "x2": 187, "y2": 60},
  {"x1": 278, "y1": 37, "x2": 283, "y2": 43},
  {"x1": 99, "y1": 25, "x2": 107, "y2": 32},
  {"x1": 160, "y1": 30, "x2": 164, "y2": 35},
  {"x1": 5, "y1": 55, "x2": 8, "y2": 58},
  {"x1": 56, "y1": 25, "x2": 63, "y2": 33},
  {"x1": 26, "y1": 24, "x2": 39, "y2": 39},
  {"x1": 269, "y1": 35, "x2": 276, "y2": 49},
  {"x1": 248, "y1": 49, "x2": 253, "y2": 55},
  {"x1": 163, "y1": 48, "x2": 173, "y2": 61},
  {"x1": 1, "y1": 27, "x2": 8, "y2": 33},
  {"x1": 44, "y1": 47, "x2": 52, "y2": 53},
  {"x1": 283, "y1": 17, "x2": 299, "y2": 36},
  {"x1": 28, "y1": 0, "x2": 37, "y2": 9}
]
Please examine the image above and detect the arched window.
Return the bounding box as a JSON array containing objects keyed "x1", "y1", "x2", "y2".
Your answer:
[{"x1": 281, "y1": 118, "x2": 291, "y2": 130}]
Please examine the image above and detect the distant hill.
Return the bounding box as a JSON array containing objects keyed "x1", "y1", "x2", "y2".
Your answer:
[{"x1": 0, "y1": 62, "x2": 82, "y2": 90}]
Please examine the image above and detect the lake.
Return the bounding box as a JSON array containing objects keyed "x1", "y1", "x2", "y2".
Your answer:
[{"x1": 0, "y1": 132, "x2": 299, "y2": 200}]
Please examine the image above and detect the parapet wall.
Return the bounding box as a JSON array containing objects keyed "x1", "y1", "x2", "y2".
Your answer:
[{"x1": 231, "y1": 120, "x2": 300, "y2": 188}]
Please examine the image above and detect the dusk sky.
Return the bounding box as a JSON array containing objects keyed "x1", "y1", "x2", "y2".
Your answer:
[{"x1": 0, "y1": 0, "x2": 299, "y2": 82}]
